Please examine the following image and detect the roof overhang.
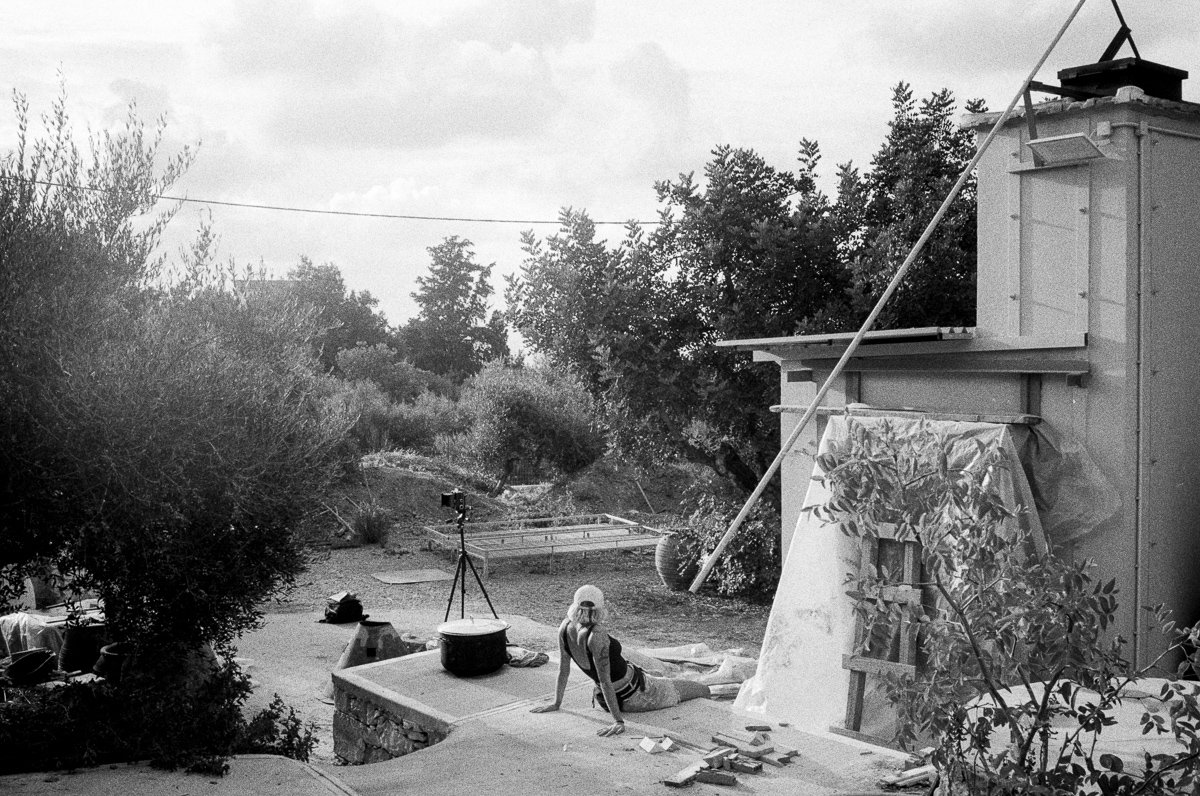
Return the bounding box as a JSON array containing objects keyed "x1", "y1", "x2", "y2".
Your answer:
[{"x1": 718, "y1": 327, "x2": 1089, "y2": 380}]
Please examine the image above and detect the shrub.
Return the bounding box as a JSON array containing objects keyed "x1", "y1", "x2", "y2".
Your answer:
[
  {"x1": 814, "y1": 418, "x2": 1200, "y2": 794},
  {"x1": 0, "y1": 654, "x2": 315, "y2": 775},
  {"x1": 324, "y1": 379, "x2": 469, "y2": 454},
  {"x1": 673, "y1": 492, "x2": 780, "y2": 601},
  {"x1": 336, "y1": 343, "x2": 432, "y2": 403},
  {"x1": 0, "y1": 88, "x2": 343, "y2": 771},
  {"x1": 350, "y1": 501, "x2": 391, "y2": 545},
  {"x1": 387, "y1": 392, "x2": 470, "y2": 452},
  {"x1": 459, "y1": 363, "x2": 607, "y2": 489}
]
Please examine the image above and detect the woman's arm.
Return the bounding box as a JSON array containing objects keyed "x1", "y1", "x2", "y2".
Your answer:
[
  {"x1": 589, "y1": 627, "x2": 625, "y2": 736},
  {"x1": 530, "y1": 620, "x2": 571, "y2": 714}
]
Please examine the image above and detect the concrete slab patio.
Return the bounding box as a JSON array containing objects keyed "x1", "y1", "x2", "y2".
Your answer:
[
  {"x1": 330, "y1": 642, "x2": 905, "y2": 794},
  {"x1": 1, "y1": 609, "x2": 906, "y2": 795}
]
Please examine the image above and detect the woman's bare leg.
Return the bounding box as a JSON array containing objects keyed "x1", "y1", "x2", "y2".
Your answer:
[{"x1": 673, "y1": 679, "x2": 711, "y2": 702}]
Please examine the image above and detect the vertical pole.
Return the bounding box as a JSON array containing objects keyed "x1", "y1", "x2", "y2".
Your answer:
[{"x1": 688, "y1": 0, "x2": 1091, "y2": 594}]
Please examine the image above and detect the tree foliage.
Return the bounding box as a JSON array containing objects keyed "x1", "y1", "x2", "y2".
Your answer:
[
  {"x1": 506, "y1": 85, "x2": 983, "y2": 499},
  {"x1": 336, "y1": 342, "x2": 432, "y2": 403},
  {"x1": 0, "y1": 89, "x2": 350, "y2": 652},
  {"x1": 459, "y1": 363, "x2": 606, "y2": 490},
  {"x1": 398, "y1": 235, "x2": 509, "y2": 381},
  {"x1": 286, "y1": 257, "x2": 393, "y2": 373},
  {"x1": 814, "y1": 420, "x2": 1200, "y2": 794},
  {"x1": 840, "y1": 84, "x2": 986, "y2": 328}
]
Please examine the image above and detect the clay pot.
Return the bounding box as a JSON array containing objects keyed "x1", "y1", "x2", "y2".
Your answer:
[
  {"x1": 92, "y1": 642, "x2": 129, "y2": 683},
  {"x1": 59, "y1": 623, "x2": 107, "y2": 674},
  {"x1": 655, "y1": 532, "x2": 698, "y2": 591}
]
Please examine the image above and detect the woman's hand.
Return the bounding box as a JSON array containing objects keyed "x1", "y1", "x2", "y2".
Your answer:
[
  {"x1": 597, "y1": 721, "x2": 625, "y2": 737},
  {"x1": 530, "y1": 702, "x2": 560, "y2": 714}
]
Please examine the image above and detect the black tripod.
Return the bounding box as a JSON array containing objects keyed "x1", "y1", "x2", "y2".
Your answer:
[{"x1": 441, "y1": 490, "x2": 499, "y2": 622}]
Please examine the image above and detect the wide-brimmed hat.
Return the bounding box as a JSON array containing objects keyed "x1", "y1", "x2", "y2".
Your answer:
[{"x1": 572, "y1": 584, "x2": 605, "y2": 609}]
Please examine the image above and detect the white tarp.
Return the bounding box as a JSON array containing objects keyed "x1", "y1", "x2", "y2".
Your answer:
[{"x1": 733, "y1": 414, "x2": 1044, "y2": 731}]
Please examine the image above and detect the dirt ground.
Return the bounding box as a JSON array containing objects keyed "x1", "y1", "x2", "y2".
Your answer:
[
  {"x1": 274, "y1": 454, "x2": 771, "y2": 654},
  {"x1": 240, "y1": 455, "x2": 772, "y2": 764},
  {"x1": 275, "y1": 542, "x2": 770, "y2": 655}
]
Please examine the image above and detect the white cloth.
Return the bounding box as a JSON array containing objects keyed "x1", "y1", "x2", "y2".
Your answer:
[
  {"x1": 1, "y1": 612, "x2": 65, "y2": 658},
  {"x1": 733, "y1": 415, "x2": 1045, "y2": 731}
]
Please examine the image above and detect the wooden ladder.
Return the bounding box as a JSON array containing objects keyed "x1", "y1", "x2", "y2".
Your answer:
[{"x1": 838, "y1": 524, "x2": 923, "y2": 746}]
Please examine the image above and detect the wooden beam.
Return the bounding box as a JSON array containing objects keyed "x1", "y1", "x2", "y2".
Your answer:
[{"x1": 843, "y1": 654, "x2": 917, "y2": 678}]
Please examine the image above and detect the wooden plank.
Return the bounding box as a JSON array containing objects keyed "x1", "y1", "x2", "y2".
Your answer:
[
  {"x1": 844, "y1": 670, "x2": 867, "y2": 731},
  {"x1": 474, "y1": 536, "x2": 660, "y2": 558},
  {"x1": 843, "y1": 654, "x2": 917, "y2": 678},
  {"x1": 469, "y1": 528, "x2": 654, "y2": 548},
  {"x1": 805, "y1": 406, "x2": 1043, "y2": 425},
  {"x1": 663, "y1": 761, "x2": 706, "y2": 788},
  {"x1": 711, "y1": 734, "x2": 773, "y2": 759},
  {"x1": 878, "y1": 585, "x2": 921, "y2": 604},
  {"x1": 694, "y1": 769, "x2": 738, "y2": 785},
  {"x1": 424, "y1": 513, "x2": 637, "y2": 534},
  {"x1": 427, "y1": 520, "x2": 639, "y2": 540},
  {"x1": 427, "y1": 528, "x2": 657, "y2": 553},
  {"x1": 827, "y1": 726, "x2": 907, "y2": 751},
  {"x1": 899, "y1": 543, "x2": 920, "y2": 666}
]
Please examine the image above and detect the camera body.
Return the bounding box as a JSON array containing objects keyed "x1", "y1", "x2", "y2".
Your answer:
[{"x1": 440, "y1": 489, "x2": 466, "y2": 512}]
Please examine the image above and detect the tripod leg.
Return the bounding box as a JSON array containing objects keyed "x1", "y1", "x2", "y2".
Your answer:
[
  {"x1": 444, "y1": 552, "x2": 465, "y2": 622},
  {"x1": 463, "y1": 552, "x2": 500, "y2": 620},
  {"x1": 459, "y1": 551, "x2": 467, "y2": 619}
]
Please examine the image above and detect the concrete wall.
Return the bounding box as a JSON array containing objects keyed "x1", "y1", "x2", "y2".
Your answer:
[
  {"x1": 333, "y1": 681, "x2": 448, "y2": 765},
  {"x1": 766, "y1": 94, "x2": 1200, "y2": 666},
  {"x1": 1138, "y1": 119, "x2": 1200, "y2": 651}
]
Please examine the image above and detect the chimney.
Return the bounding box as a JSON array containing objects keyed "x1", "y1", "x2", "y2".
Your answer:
[{"x1": 1058, "y1": 57, "x2": 1188, "y2": 102}]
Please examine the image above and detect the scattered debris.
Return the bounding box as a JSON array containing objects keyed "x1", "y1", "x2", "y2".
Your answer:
[
  {"x1": 744, "y1": 723, "x2": 772, "y2": 732},
  {"x1": 694, "y1": 769, "x2": 737, "y2": 786},
  {"x1": 637, "y1": 736, "x2": 678, "y2": 755},
  {"x1": 703, "y1": 747, "x2": 736, "y2": 768},
  {"x1": 663, "y1": 761, "x2": 706, "y2": 788},
  {"x1": 720, "y1": 728, "x2": 769, "y2": 746},
  {"x1": 879, "y1": 763, "x2": 937, "y2": 788},
  {"x1": 710, "y1": 734, "x2": 773, "y2": 759},
  {"x1": 731, "y1": 757, "x2": 763, "y2": 774}
]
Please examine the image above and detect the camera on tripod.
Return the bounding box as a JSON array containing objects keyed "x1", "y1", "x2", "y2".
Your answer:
[
  {"x1": 440, "y1": 489, "x2": 466, "y2": 513},
  {"x1": 437, "y1": 487, "x2": 499, "y2": 622}
]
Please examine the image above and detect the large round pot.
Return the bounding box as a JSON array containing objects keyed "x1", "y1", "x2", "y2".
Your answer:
[
  {"x1": 59, "y1": 622, "x2": 107, "y2": 674},
  {"x1": 655, "y1": 531, "x2": 699, "y2": 591},
  {"x1": 437, "y1": 618, "x2": 509, "y2": 677}
]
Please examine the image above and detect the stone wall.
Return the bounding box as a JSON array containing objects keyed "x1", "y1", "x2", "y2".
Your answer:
[{"x1": 333, "y1": 684, "x2": 447, "y2": 764}]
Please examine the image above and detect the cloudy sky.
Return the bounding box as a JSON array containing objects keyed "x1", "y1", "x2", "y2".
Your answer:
[{"x1": 3, "y1": 0, "x2": 1197, "y2": 326}]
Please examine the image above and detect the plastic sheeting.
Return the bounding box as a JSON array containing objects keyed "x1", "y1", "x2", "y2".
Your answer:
[
  {"x1": 1016, "y1": 423, "x2": 1121, "y2": 545},
  {"x1": 1, "y1": 612, "x2": 64, "y2": 658},
  {"x1": 734, "y1": 415, "x2": 1045, "y2": 732}
]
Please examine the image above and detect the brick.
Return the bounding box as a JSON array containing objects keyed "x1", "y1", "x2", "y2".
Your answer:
[
  {"x1": 703, "y1": 747, "x2": 736, "y2": 766},
  {"x1": 694, "y1": 769, "x2": 737, "y2": 785},
  {"x1": 711, "y1": 735, "x2": 773, "y2": 759},
  {"x1": 731, "y1": 758, "x2": 763, "y2": 774},
  {"x1": 663, "y1": 761, "x2": 706, "y2": 787}
]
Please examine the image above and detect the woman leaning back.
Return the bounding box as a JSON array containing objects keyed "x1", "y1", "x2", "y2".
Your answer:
[{"x1": 530, "y1": 585, "x2": 711, "y2": 736}]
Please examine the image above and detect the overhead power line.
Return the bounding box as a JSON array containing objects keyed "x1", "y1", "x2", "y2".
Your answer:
[{"x1": 21, "y1": 178, "x2": 659, "y2": 226}]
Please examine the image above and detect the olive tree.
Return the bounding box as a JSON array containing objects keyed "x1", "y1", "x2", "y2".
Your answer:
[{"x1": 0, "y1": 89, "x2": 351, "y2": 650}]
